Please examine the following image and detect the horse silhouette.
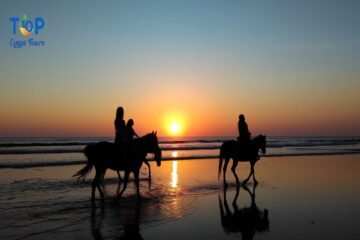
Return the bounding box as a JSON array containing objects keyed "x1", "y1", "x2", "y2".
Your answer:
[
  {"x1": 218, "y1": 185, "x2": 269, "y2": 240},
  {"x1": 73, "y1": 131, "x2": 162, "y2": 202},
  {"x1": 218, "y1": 135, "x2": 266, "y2": 186}
]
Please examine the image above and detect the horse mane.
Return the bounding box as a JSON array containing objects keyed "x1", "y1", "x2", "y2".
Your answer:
[
  {"x1": 137, "y1": 132, "x2": 155, "y2": 140},
  {"x1": 140, "y1": 131, "x2": 157, "y2": 138},
  {"x1": 252, "y1": 135, "x2": 266, "y2": 142},
  {"x1": 133, "y1": 132, "x2": 157, "y2": 146},
  {"x1": 141, "y1": 132, "x2": 154, "y2": 138}
]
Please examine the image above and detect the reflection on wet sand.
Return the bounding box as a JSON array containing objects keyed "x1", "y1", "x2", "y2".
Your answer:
[
  {"x1": 218, "y1": 185, "x2": 269, "y2": 240},
  {"x1": 89, "y1": 180, "x2": 197, "y2": 239},
  {"x1": 91, "y1": 201, "x2": 143, "y2": 240},
  {"x1": 171, "y1": 160, "x2": 178, "y2": 189},
  {"x1": 91, "y1": 206, "x2": 105, "y2": 240},
  {"x1": 1, "y1": 157, "x2": 360, "y2": 239}
]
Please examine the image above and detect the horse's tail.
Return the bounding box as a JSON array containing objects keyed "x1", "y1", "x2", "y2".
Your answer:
[
  {"x1": 218, "y1": 145, "x2": 224, "y2": 180},
  {"x1": 73, "y1": 145, "x2": 94, "y2": 179}
]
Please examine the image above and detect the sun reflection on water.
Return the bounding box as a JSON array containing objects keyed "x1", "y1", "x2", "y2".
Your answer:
[
  {"x1": 171, "y1": 151, "x2": 178, "y2": 158},
  {"x1": 171, "y1": 160, "x2": 178, "y2": 189}
]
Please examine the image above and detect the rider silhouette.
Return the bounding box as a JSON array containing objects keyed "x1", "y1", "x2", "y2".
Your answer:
[
  {"x1": 125, "y1": 119, "x2": 139, "y2": 141},
  {"x1": 114, "y1": 107, "x2": 126, "y2": 144},
  {"x1": 237, "y1": 114, "x2": 251, "y2": 143}
]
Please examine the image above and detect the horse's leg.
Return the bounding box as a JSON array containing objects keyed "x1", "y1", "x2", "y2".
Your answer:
[
  {"x1": 92, "y1": 169, "x2": 104, "y2": 202},
  {"x1": 134, "y1": 170, "x2": 140, "y2": 197},
  {"x1": 100, "y1": 171, "x2": 105, "y2": 187},
  {"x1": 251, "y1": 162, "x2": 258, "y2": 185},
  {"x1": 223, "y1": 157, "x2": 230, "y2": 187},
  {"x1": 117, "y1": 170, "x2": 122, "y2": 181},
  {"x1": 231, "y1": 160, "x2": 240, "y2": 186},
  {"x1": 148, "y1": 176, "x2": 152, "y2": 190},
  {"x1": 243, "y1": 161, "x2": 253, "y2": 185},
  {"x1": 91, "y1": 173, "x2": 97, "y2": 203},
  {"x1": 100, "y1": 169, "x2": 107, "y2": 189},
  {"x1": 144, "y1": 160, "x2": 151, "y2": 179},
  {"x1": 97, "y1": 171, "x2": 104, "y2": 202},
  {"x1": 118, "y1": 171, "x2": 130, "y2": 198},
  {"x1": 116, "y1": 176, "x2": 122, "y2": 194}
]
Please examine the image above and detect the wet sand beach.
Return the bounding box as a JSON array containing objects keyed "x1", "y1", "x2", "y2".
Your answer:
[{"x1": 1, "y1": 155, "x2": 360, "y2": 240}]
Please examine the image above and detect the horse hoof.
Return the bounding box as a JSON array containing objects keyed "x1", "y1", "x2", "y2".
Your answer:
[
  {"x1": 112, "y1": 197, "x2": 120, "y2": 204},
  {"x1": 137, "y1": 195, "x2": 147, "y2": 201},
  {"x1": 117, "y1": 193, "x2": 123, "y2": 200}
]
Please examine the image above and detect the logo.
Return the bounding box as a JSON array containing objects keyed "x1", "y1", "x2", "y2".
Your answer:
[{"x1": 9, "y1": 14, "x2": 46, "y2": 48}]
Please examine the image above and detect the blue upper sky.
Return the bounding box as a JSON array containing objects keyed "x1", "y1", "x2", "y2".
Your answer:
[{"x1": 0, "y1": 0, "x2": 359, "y2": 136}]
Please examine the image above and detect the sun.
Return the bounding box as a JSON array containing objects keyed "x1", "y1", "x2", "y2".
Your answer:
[
  {"x1": 162, "y1": 110, "x2": 187, "y2": 136},
  {"x1": 170, "y1": 122, "x2": 181, "y2": 135}
]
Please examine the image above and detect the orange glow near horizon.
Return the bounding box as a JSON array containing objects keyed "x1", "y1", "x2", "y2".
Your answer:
[
  {"x1": 1, "y1": 97, "x2": 359, "y2": 137},
  {"x1": 1, "y1": 77, "x2": 359, "y2": 137}
]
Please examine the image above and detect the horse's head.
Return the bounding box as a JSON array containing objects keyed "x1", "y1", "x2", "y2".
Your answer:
[
  {"x1": 145, "y1": 131, "x2": 162, "y2": 167},
  {"x1": 255, "y1": 135, "x2": 267, "y2": 154}
]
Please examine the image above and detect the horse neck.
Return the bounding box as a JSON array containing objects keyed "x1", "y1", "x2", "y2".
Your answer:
[
  {"x1": 251, "y1": 137, "x2": 261, "y2": 152},
  {"x1": 134, "y1": 135, "x2": 152, "y2": 155}
]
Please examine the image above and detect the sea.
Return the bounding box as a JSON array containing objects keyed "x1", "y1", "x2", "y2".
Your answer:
[{"x1": 0, "y1": 136, "x2": 359, "y2": 168}]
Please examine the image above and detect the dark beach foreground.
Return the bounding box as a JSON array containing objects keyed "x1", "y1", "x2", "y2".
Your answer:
[{"x1": 0, "y1": 155, "x2": 359, "y2": 240}]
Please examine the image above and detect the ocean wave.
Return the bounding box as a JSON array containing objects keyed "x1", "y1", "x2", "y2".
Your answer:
[
  {"x1": 0, "y1": 139, "x2": 229, "y2": 147},
  {"x1": 1, "y1": 150, "x2": 359, "y2": 169},
  {"x1": 1, "y1": 138, "x2": 360, "y2": 155},
  {"x1": 2, "y1": 137, "x2": 358, "y2": 148},
  {"x1": 0, "y1": 146, "x2": 221, "y2": 154},
  {"x1": 0, "y1": 137, "x2": 359, "y2": 169}
]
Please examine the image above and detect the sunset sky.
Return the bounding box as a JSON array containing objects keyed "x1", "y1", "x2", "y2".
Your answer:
[{"x1": 0, "y1": 0, "x2": 359, "y2": 137}]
